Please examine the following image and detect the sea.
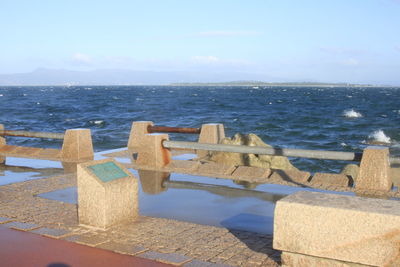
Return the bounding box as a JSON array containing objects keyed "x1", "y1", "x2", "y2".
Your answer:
[{"x1": 1, "y1": 85, "x2": 400, "y2": 173}]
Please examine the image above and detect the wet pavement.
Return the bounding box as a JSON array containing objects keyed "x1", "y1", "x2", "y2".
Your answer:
[{"x1": 0, "y1": 149, "x2": 282, "y2": 266}]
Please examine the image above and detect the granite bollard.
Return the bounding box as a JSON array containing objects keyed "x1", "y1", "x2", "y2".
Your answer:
[
  {"x1": 356, "y1": 146, "x2": 392, "y2": 192},
  {"x1": 136, "y1": 133, "x2": 171, "y2": 169},
  {"x1": 197, "y1": 123, "x2": 225, "y2": 158},
  {"x1": 77, "y1": 158, "x2": 138, "y2": 229},
  {"x1": 273, "y1": 191, "x2": 400, "y2": 266},
  {"x1": 127, "y1": 121, "x2": 154, "y2": 149},
  {"x1": 0, "y1": 124, "x2": 5, "y2": 164},
  {"x1": 61, "y1": 129, "x2": 94, "y2": 162}
]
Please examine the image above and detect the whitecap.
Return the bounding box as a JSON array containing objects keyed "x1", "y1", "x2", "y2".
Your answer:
[
  {"x1": 343, "y1": 109, "x2": 362, "y2": 118},
  {"x1": 112, "y1": 96, "x2": 120, "y2": 100},
  {"x1": 90, "y1": 120, "x2": 104, "y2": 125},
  {"x1": 36, "y1": 102, "x2": 40, "y2": 105},
  {"x1": 136, "y1": 98, "x2": 144, "y2": 101},
  {"x1": 0, "y1": 94, "x2": 3, "y2": 97},
  {"x1": 23, "y1": 93, "x2": 28, "y2": 96},
  {"x1": 368, "y1": 130, "x2": 391, "y2": 144},
  {"x1": 340, "y1": 142, "x2": 347, "y2": 147}
]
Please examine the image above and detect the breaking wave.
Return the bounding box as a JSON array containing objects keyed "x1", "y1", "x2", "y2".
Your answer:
[
  {"x1": 343, "y1": 109, "x2": 362, "y2": 118},
  {"x1": 368, "y1": 130, "x2": 391, "y2": 144}
]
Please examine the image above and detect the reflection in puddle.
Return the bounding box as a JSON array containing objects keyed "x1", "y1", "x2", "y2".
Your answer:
[{"x1": 0, "y1": 164, "x2": 64, "y2": 186}]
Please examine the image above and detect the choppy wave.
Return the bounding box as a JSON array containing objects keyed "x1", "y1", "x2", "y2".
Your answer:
[
  {"x1": 343, "y1": 109, "x2": 362, "y2": 118},
  {"x1": 368, "y1": 130, "x2": 391, "y2": 144}
]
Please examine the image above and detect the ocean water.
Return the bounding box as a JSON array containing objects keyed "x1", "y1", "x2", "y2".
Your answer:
[{"x1": 1, "y1": 85, "x2": 400, "y2": 173}]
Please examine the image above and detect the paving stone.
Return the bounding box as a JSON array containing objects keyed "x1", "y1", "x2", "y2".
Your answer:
[
  {"x1": 311, "y1": 172, "x2": 351, "y2": 186},
  {"x1": 183, "y1": 259, "x2": 233, "y2": 267},
  {"x1": 63, "y1": 234, "x2": 109, "y2": 246},
  {"x1": 269, "y1": 169, "x2": 310, "y2": 184},
  {"x1": 30, "y1": 227, "x2": 72, "y2": 238},
  {"x1": 198, "y1": 162, "x2": 236, "y2": 176},
  {"x1": 1, "y1": 221, "x2": 40, "y2": 231},
  {"x1": 138, "y1": 250, "x2": 192, "y2": 265},
  {"x1": 231, "y1": 166, "x2": 271, "y2": 182},
  {"x1": 0, "y1": 217, "x2": 14, "y2": 224},
  {"x1": 96, "y1": 241, "x2": 148, "y2": 255}
]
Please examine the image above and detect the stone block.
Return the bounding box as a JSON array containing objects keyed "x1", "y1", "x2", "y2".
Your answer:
[
  {"x1": 127, "y1": 121, "x2": 154, "y2": 149},
  {"x1": 30, "y1": 227, "x2": 72, "y2": 239},
  {"x1": 357, "y1": 146, "x2": 391, "y2": 191},
  {"x1": 231, "y1": 166, "x2": 271, "y2": 182},
  {"x1": 1, "y1": 221, "x2": 40, "y2": 231},
  {"x1": 77, "y1": 158, "x2": 138, "y2": 229},
  {"x1": 138, "y1": 170, "x2": 170, "y2": 194},
  {"x1": 273, "y1": 191, "x2": 400, "y2": 266},
  {"x1": 311, "y1": 173, "x2": 351, "y2": 187},
  {"x1": 0, "y1": 124, "x2": 6, "y2": 164},
  {"x1": 166, "y1": 160, "x2": 200, "y2": 172},
  {"x1": 0, "y1": 217, "x2": 14, "y2": 224},
  {"x1": 197, "y1": 162, "x2": 236, "y2": 176},
  {"x1": 136, "y1": 133, "x2": 171, "y2": 169},
  {"x1": 96, "y1": 241, "x2": 148, "y2": 255},
  {"x1": 269, "y1": 169, "x2": 310, "y2": 184},
  {"x1": 392, "y1": 166, "x2": 400, "y2": 187},
  {"x1": 138, "y1": 250, "x2": 192, "y2": 265},
  {"x1": 61, "y1": 129, "x2": 94, "y2": 162},
  {"x1": 63, "y1": 234, "x2": 109, "y2": 247},
  {"x1": 197, "y1": 123, "x2": 225, "y2": 158},
  {"x1": 281, "y1": 252, "x2": 369, "y2": 267}
]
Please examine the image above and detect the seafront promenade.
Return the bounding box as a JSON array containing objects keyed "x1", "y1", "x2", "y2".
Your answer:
[{"x1": 0, "y1": 151, "x2": 280, "y2": 267}]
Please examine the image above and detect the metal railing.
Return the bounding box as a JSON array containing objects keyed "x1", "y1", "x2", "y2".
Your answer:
[
  {"x1": 163, "y1": 140, "x2": 400, "y2": 164},
  {"x1": 0, "y1": 130, "x2": 65, "y2": 140},
  {"x1": 148, "y1": 125, "x2": 201, "y2": 134}
]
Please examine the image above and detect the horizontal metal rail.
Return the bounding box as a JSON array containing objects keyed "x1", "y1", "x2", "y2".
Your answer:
[
  {"x1": 0, "y1": 130, "x2": 65, "y2": 140},
  {"x1": 148, "y1": 125, "x2": 201, "y2": 134},
  {"x1": 163, "y1": 140, "x2": 363, "y2": 161},
  {"x1": 164, "y1": 140, "x2": 400, "y2": 164}
]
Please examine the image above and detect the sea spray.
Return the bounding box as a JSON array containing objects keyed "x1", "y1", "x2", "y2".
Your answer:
[
  {"x1": 368, "y1": 130, "x2": 391, "y2": 144},
  {"x1": 343, "y1": 109, "x2": 362, "y2": 118}
]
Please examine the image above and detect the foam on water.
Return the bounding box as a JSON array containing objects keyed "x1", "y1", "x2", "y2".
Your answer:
[
  {"x1": 343, "y1": 109, "x2": 362, "y2": 118},
  {"x1": 368, "y1": 130, "x2": 391, "y2": 144}
]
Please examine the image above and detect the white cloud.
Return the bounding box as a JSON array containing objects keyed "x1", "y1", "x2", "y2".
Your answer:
[
  {"x1": 197, "y1": 30, "x2": 261, "y2": 37},
  {"x1": 191, "y1": 55, "x2": 220, "y2": 64},
  {"x1": 319, "y1": 46, "x2": 367, "y2": 55},
  {"x1": 341, "y1": 58, "x2": 359, "y2": 66},
  {"x1": 71, "y1": 53, "x2": 92, "y2": 65}
]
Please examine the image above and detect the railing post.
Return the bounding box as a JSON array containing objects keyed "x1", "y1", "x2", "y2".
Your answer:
[
  {"x1": 127, "y1": 121, "x2": 154, "y2": 149},
  {"x1": 136, "y1": 133, "x2": 171, "y2": 169},
  {"x1": 61, "y1": 129, "x2": 94, "y2": 162},
  {"x1": 356, "y1": 146, "x2": 392, "y2": 192},
  {"x1": 197, "y1": 123, "x2": 225, "y2": 158},
  {"x1": 0, "y1": 124, "x2": 5, "y2": 164}
]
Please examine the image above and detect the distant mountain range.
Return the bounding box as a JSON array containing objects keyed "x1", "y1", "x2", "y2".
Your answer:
[
  {"x1": 0, "y1": 68, "x2": 389, "y2": 87},
  {"x1": 0, "y1": 68, "x2": 276, "y2": 86}
]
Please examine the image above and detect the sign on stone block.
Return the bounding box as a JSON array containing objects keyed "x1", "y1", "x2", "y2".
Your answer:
[
  {"x1": 88, "y1": 161, "x2": 129, "y2": 182},
  {"x1": 77, "y1": 158, "x2": 138, "y2": 229}
]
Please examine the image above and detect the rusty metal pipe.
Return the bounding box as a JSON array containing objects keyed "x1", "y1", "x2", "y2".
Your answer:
[
  {"x1": 148, "y1": 125, "x2": 201, "y2": 134},
  {"x1": 0, "y1": 130, "x2": 65, "y2": 139}
]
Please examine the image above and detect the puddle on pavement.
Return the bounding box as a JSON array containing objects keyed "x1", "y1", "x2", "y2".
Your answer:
[
  {"x1": 0, "y1": 157, "x2": 64, "y2": 186},
  {"x1": 38, "y1": 166, "x2": 354, "y2": 235}
]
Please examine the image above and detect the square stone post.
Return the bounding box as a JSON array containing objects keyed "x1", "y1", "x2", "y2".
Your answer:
[
  {"x1": 356, "y1": 146, "x2": 391, "y2": 192},
  {"x1": 0, "y1": 124, "x2": 5, "y2": 164},
  {"x1": 61, "y1": 129, "x2": 94, "y2": 162},
  {"x1": 197, "y1": 123, "x2": 225, "y2": 158},
  {"x1": 127, "y1": 121, "x2": 154, "y2": 149},
  {"x1": 77, "y1": 158, "x2": 138, "y2": 229},
  {"x1": 136, "y1": 133, "x2": 171, "y2": 169},
  {"x1": 274, "y1": 191, "x2": 400, "y2": 266}
]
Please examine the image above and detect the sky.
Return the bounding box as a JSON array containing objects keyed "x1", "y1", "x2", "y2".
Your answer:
[{"x1": 1, "y1": 0, "x2": 400, "y2": 85}]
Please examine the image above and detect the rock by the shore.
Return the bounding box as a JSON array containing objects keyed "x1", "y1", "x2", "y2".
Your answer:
[
  {"x1": 340, "y1": 164, "x2": 359, "y2": 182},
  {"x1": 207, "y1": 133, "x2": 298, "y2": 171}
]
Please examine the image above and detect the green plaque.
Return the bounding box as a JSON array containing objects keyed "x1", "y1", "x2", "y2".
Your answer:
[{"x1": 88, "y1": 161, "x2": 128, "y2": 183}]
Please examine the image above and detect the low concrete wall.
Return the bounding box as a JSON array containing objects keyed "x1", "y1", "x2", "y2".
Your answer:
[{"x1": 273, "y1": 191, "x2": 400, "y2": 266}]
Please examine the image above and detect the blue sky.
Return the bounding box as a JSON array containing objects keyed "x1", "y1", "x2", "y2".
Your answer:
[{"x1": 1, "y1": 0, "x2": 400, "y2": 84}]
